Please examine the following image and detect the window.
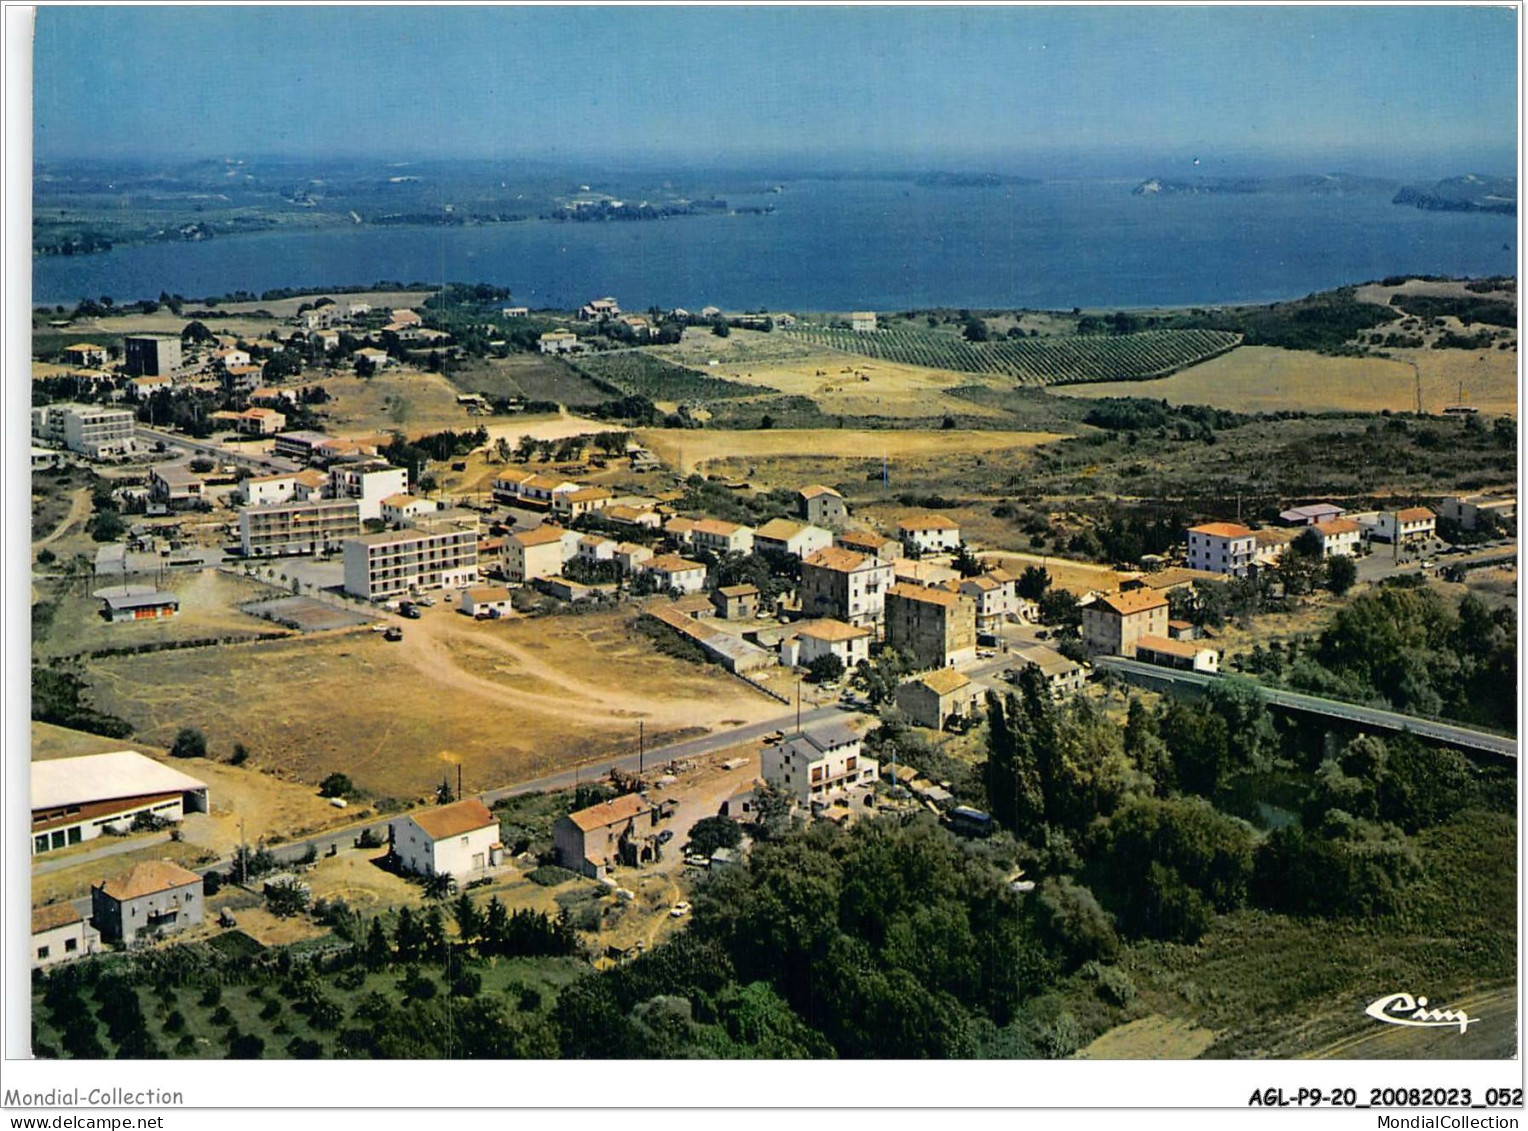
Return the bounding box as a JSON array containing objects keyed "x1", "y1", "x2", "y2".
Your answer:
[
  {"x1": 37, "y1": 947, "x2": 49, "y2": 960},
  {"x1": 34, "y1": 836, "x2": 48, "y2": 853},
  {"x1": 67, "y1": 827, "x2": 82, "y2": 845},
  {"x1": 65, "y1": 938, "x2": 78, "y2": 953}
]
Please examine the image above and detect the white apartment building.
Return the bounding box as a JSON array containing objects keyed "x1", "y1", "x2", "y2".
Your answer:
[
  {"x1": 240, "y1": 498, "x2": 361, "y2": 557},
  {"x1": 505, "y1": 525, "x2": 579, "y2": 584},
  {"x1": 343, "y1": 514, "x2": 479, "y2": 600},
  {"x1": 1185, "y1": 522, "x2": 1257, "y2": 577},
  {"x1": 31, "y1": 402, "x2": 137, "y2": 459},
  {"x1": 328, "y1": 463, "x2": 409, "y2": 522}
]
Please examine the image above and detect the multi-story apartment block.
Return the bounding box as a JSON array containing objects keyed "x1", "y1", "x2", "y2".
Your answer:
[
  {"x1": 885, "y1": 583, "x2": 978, "y2": 669},
  {"x1": 239, "y1": 498, "x2": 361, "y2": 557},
  {"x1": 800, "y1": 546, "x2": 896, "y2": 629},
  {"x1": 122, "y1": 334, "x2": 182, "y2": 377},
  {"x1": 342, "y1": 514, "x2": 479, "y2": 599},
  {"x1": 1185, "y1": 522, "x2": 1257, "y2": 577},
  {"x1": 31, "y1": 402, "x2": 136, "y2": 459}
]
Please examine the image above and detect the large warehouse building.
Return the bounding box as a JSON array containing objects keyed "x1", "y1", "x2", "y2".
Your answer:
[{"x1": 31, "y1": 751, "x2": 210, "y2": 855}]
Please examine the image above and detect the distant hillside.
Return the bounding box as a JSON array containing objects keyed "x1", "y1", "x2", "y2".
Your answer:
[
  {"x1": 1132, "y1": 173, "x2": 1395, "y2": 197},
  {"x1": 1392, "y1": 174, "x2": 1516, "y2": 215}
]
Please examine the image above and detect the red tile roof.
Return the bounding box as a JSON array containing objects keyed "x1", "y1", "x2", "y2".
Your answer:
[{"x1": 410, "y1": 799, "x2": 496, "y2": 840}]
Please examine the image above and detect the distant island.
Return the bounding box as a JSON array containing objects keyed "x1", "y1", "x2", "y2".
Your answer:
[
  {"x1": 1392, "y1": 174, "x2": 1516, "y2": 215},
  {"x1": 1132, "y1": 173, "x2": 1395, "y2": 197}
]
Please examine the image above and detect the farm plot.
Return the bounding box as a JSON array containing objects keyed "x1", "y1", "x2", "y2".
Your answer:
[
  {"x1": 785, "y1": 325, "x2": 1243, "y2": 385},
  {"x1": 568, "y1": 351, "x2": 770, "y2": 401}
]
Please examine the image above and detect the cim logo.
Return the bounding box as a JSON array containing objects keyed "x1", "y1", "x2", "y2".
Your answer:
[{"x1": 1364, "y1": 992, "x2": 1476, "y2": 1034}]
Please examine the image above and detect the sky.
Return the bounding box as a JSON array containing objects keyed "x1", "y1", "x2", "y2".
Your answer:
[{"x1": 31, "y1": 5, "x2": 1519, "y2": 174}]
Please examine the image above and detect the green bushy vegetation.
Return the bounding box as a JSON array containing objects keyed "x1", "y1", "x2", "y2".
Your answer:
[{"x1": 570, "y1": 351, "x2": 767, "y2": 401}]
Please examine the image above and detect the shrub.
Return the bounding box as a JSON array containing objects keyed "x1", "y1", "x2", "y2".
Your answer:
[{"x1": 169, "y1": 728, "x2": 208, "y2": 760}]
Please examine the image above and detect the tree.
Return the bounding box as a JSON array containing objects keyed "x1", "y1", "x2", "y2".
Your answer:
[
  {"x1": 423, "y1": 872, "x2": 457, "y2": 901},
  {"x1": 453, "y1": 893, "x2": 482, "y2": 945},
  {"x1": 685, "y1": 816, "x2": 743, "y2": 857},
  {"x1": 1016, "y1": 565, "x2": 1051, "y2": 602},
  {"x1": 1326, "y1": 554, "x2": 1357, "y2": 595},
  {"x1": 318, "y1": 772, "x2": 353, "y2": 799},
  {"x1": 982, "y1": 689, "x2": 1045, "y2": 832},
  {"x1": 364, "y1": 917, "x2": 391, "y2": 969},
  {"x1": 962, "y1": 317, "x2": 990, "y2": 343},
  {"x1": 805, "y1": 653, "x2": 845, "y2": 685},
  {"x1": 851, "y1": 648, "x2": 913, "y2": 706},
  {"x1": 264, "y1": 877, "x2": 311, "y2": 918},
  {"x1": 169, "y1": 727, "x2": 207, "y2": 759},
  {"x1": 951, "y1": 542, "x2": 982, "y2": 578}
]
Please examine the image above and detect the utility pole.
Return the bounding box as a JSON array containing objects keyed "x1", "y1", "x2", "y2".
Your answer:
[
  {"x1": 239, "y1": 817, "x2": 247, "y2": 885},
  {"x1": 795, "y1": 679, "x2": 802, "y2": 734},
  {"x1": 638, "y1": 720, "x2": 644, "y2": 775}
]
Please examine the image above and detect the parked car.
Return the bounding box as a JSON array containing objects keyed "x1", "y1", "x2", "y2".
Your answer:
[
  {"x1": 669, "y1": 901, "x2": 692, "y2": 918},
  {"x1": 656, "y1": 829, "x2": 674, "y2": 845},
  {"x1": 399, "y1": 605, "x2": 422, "y2": 620},
  {"x1": 382, "y1": 626, "x2": 403, "y2": 642}
]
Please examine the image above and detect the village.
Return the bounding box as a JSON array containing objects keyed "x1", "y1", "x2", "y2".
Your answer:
[{"x1": 26, "y1": 286, "x2": 1519, "y2": 1064}]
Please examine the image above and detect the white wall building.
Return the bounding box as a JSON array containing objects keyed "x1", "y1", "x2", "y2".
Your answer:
[
  {"x1": 897, "y1": 515, "x2": 962, "y2": 555},
  {"x1": 342, "y1": 515, "x2": 480, "y2": 599},
  {"x1": 390, "y1": 799, "x2": 501, "y2": 880},
  {"x1": 1185, "y1": 522, "x2": 1257, "y2": 577},
  {"x1": 328, "y1": 463, "x2": 410, "y2": 522},
  {"x1": 239, "y1": 473, "x2": 299, "y2": 508},
  {"x1": 31, "y1": 402, "x2": 136, "y2": 459},
  {"x1": 760, "y1": 722, "x2": 878, "y2": 806},
  {"x1": 31, "y1": 751, "x2": 209, "y2": 855},
  {"x1": 32, "y1": 905, "x2": 99, "y2": 969}
]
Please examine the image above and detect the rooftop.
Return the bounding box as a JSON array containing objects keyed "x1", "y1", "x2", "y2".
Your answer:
[
  {"x1": 898, "y1": 514, "x2": 961, "y2": 532},
  {"x1": 409, "y1": 798, "x2": 496, "y2": 840},
  {"x1": 1188, "y1": 521, "x2": 1256, "y2": 540},
  {"x1": 1315, "y1": 518, "x2": 1362, "y2": 536},
  {"x1": 911, "y1": 668, "x2": 972, "y2": 695},
  {"x1": 799, "y1": 484, "x2": 843, "y2": 499},
  {"x1": 796, "y1": 617, "x2": 871, "y2": 642},
  {"x1": 718, "y1": 584, "x2": 761, "y2": 598},
  {"x1": 512, "y1": 525, "x2": 571, "y2": 548},
  {"x1": 32, "y1": 903, "x2": 83, "y2": 933},
  {"x1": 755, "y1": 517, "x2": 806, "y2": 540},
  {"x1": 564, "y1": 792, "x2": 653, "y2": 833},
  {"x1": 803, "y1": 546, "x2": 874, "y2": 573},
  {"x1": 692, "y1": 518, "x2": 747, "y2": 537},
  {"x1": 32, "y1": 750, "x2": 208, "y2": 812},
  {"x1": 888, "y1": 582, "x2": 963, "y2": 608},
  {"x1": 100, "y1": 589, "x2": 179, "y2": 612},
  {"x1": 1135, "y1": 634, "x2": 1208, "y2": 660},
  {"x1": 1397, "y1": 506, "x2": 1436, "y2": 522},
  {"x1": 1094, "y1": 589, "x2": 1169, "y2": 617},
  {"x1": 97, "y1": 860, "x2": 202, "y2": 902},
  {"x1": 645, "y1": 554, "x2": 705, "y2": 573},
  {"x1": 466, "y1": 586, "x2": 512, "y2": 602}
]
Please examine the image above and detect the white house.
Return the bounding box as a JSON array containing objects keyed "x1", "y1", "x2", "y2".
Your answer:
[
  {"x1": 538, "y1": 331, "x2": 582, "y2": 354},
  {"x1": 760, "y1": 721, "x2": 877, "y2": 806},
  {"x1": 1366, "y1": 507, "x2": 1437, "y2": 546},
  {"x1": 1312, "y1": 518, "x2": 1363, "y2": 557},
  {"x1": 381, "y1": 493, "x2": 442, "y2": 526},
  {"x1": 576, "y1": 534, "x2": 619, "y2": 562},
  {"x1": 796, "y1": 618, "x2": 872, "y2": 671},
  {"x1": 238, "y1": 473, "x2": 299, "y2": 508},
  {"x1": 505, "y1": 525, "x2": 580, "y2": 584},
  {"x1": 1185, "y1": 522, "x2": 1257, "y2": 577},
  {"x1": 851, "y1": 312, "x2": 878, "y2": 333},
  {"x1": 754, "y1": 517, "x2": 833, "y2": 559},
  {"x1": 897, "y1": 514, "x2": 962, "y2": 555},
  {"x1": 957, "y1": 573, "x2": 1021, "y2": 630},
  {"x1": 390, "y1": 799, "x2": 502, "y2": 881},
  {"x1": 32, "y1": 904, "x2": 100, "y2": 969},
  {"x1": 640, "y1": 554, "x2": 708, "y2": 594},
  {"x1": 691, "y1": 519, "x2": 755, "y2": 556},
  {"x1": 461, "y1": 586, "x2": 514, "y2": 619}
]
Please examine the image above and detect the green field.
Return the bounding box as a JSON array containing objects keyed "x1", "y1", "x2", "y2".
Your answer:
[
  {"x1": 569, "y1": 350, "x2": 769, "y2": 401},
  {"x1": 785, "y1": 325, "x2": 1243, "y2": 385}
]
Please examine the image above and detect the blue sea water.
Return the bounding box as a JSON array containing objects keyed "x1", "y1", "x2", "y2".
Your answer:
[{"x1": 30, "y1": 178, "x2": 1517, "y2": 310}]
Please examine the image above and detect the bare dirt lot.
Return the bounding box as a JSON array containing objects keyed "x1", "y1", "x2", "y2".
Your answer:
[
  {"x1": 36, "y1": 568, "x2": 287, "y2": 660},
  {"x1": 1053, "y1": 344, "x2": 1517, "y2": 417},
  {"x1": 636, "y1": 427, "x2": 1067, "y2": 478},
  {"x1": 1074, "y1": 1015, "x2": 1217, "y2": 1059},
  {"x1": 81, "y1": 604, "x2": 780, "y2": 803}
]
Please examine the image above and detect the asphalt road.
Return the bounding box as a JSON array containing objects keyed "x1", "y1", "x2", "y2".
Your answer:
[
  {"x1": 1096, "y1": 656, "x2": 1517, "y2": 758},
  {"x1": 62, "y1": 701, "x2": 859, "y2": 920},
  {"x1": 137, "y1": 426, "x2": 300, "y2": 475}
]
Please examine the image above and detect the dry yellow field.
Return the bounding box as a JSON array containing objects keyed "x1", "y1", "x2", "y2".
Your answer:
[
  {"x1": 715, "y1": 353, "x2": 1011, "y2": 420},
  {"x1": 318, "y1": 369, "x2": 477, "y2": 437},
  {"x1": 80, "y1": 604, "x2": 779, "y2": 803},
  {"x1": 1053, "y1": 345, "x2": 1517, "y2": 416},
  {"x1": 88, "y1": 290, "x2": 433, "y2": 340},
  {"x1": 636, "y1": 427, "x2": 1066, "y2": 476}
]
